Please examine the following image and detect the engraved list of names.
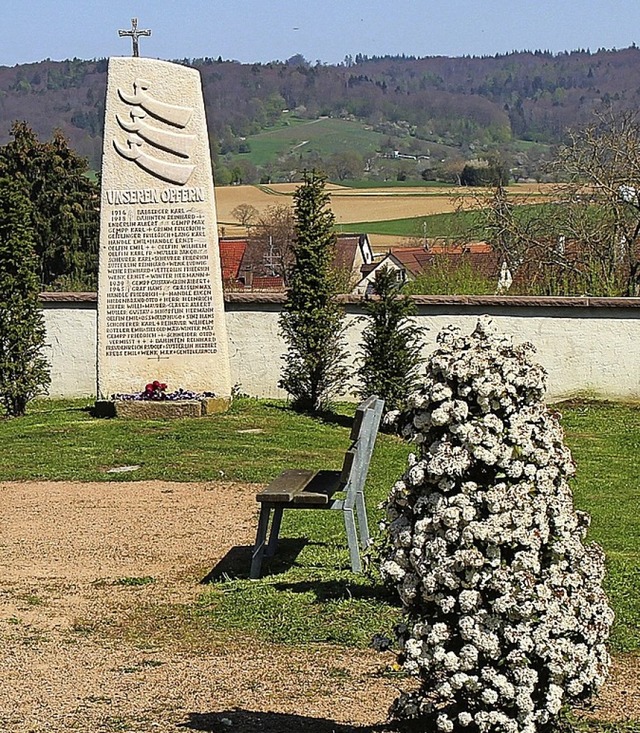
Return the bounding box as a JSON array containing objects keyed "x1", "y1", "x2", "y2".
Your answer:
[{"x1": 105, "y1": 187, "x2": 217, "y2": 358}]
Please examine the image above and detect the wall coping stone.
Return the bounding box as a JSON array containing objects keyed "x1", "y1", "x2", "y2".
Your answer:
[
  {"x1": 39, "y1": 292, "x2": 640, "y2": 309},
  {"x1": 40, "y1": 292, "x2": 97, "y2": 302}
]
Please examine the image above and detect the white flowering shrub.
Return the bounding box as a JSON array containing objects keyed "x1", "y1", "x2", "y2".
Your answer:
[{"x1": 380, "y1": 317, "x2": 613, "y2": 733}]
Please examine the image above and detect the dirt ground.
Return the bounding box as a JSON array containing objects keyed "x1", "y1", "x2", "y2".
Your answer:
[{"x1": 1, "y1": 480, "x2": 637, "y2": 733}]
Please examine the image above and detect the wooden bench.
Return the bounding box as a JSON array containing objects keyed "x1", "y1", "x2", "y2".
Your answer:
[{"x1": 249, "y1": 396, "x2": 385, "y2": 579}]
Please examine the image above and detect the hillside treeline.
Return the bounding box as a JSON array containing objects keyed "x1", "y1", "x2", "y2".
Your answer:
[{"x1": 0, "y1": 47, "x2": 639, "y2": 175}]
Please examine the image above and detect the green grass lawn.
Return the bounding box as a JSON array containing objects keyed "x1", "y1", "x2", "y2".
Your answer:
[
  {"x1": 561, "y1": 402, "x2": 640, "y2": 654},
  {"x1": 0, "y1": 398, "x2": 638, "y2": 661},
  {"x1": 0, "y1": 397, "x2": 410, "y2": 483}
]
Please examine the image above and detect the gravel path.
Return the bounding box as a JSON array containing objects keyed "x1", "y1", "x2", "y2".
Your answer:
[{"x1": 0, "y1": 480, "x2": 637, "y2": 732}]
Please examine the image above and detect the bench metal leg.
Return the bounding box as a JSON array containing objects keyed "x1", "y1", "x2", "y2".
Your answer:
[
  {"x1": 343, "y1": 507, "x2": 362, "y2": 573},
  {"x1": 250, "y1": 504, "x2": 272, "y2": 579},
  {"x1": 265, "y1": 505, "x2": 284, "y2": 557},
  {"x1": 355, "y1": 491, "x2": 370, "y2": 549}
]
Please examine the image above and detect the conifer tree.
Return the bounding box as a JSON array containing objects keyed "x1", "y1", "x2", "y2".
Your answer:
[
  {"x1": 279, "y1": 171, "x2": 347, "y2": 411},
  {"x1": 0, "y1": 122, "x2": 99, "y2": 290},
  {"x1": 358, "y1": 266, "x2": 423, "y2": 412},
  {"x1": 0, "y1": 178, "x2": 50, "y2": 416}
]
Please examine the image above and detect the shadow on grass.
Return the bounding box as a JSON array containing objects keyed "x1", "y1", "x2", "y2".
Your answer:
[
  {"x1": 200, "y1": 538, "x2": 309, "y2": 582},
  {"x1": 87, "y1": 401, "x2": 115, "y2": 418},
  {"x1": 270, "y1": 403, "x2": 354, "y2": 429},
  {"x1": 313, "y1": 410, "x2": 355, "y2": 429},
  {"x1": 180, "y1": 709, "x2": 392, "y2": 732},
  {"x1": 272, "y1": 577, "x2": 397, "y2": 603}
]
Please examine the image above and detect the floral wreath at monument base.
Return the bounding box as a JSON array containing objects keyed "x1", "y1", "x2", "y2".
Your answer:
[{"x1": 112, "y1": 380, "x2": 216, "y2": 401}]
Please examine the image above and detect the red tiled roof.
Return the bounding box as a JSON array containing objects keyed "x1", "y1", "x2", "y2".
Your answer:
[
  {"x1": 251, "y1": 276, "x2": 285, "y2": 290},
  {"x1": 384, "y1": 246, "x2": 500, "y2": 281},
  {"x1": 219, "y1": 238, "x2": 246, "y2": 281},
  {"x1": 388, "y1": 244, "x2": 497, "y2": 277},
  {"x1": 388, "y1": 248, "x2": 433, "y2": 277},
  {"x1": 334, "y1": 237, "x2": 359, "y2": 271},
  {"x1": 430, "y1": 241, "x2": 493, "y2": 254},
  {"x1": 219, "y1": 234, "x2": 368, "y2": 287}
]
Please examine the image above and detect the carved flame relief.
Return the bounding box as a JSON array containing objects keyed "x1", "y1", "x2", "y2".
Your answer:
[{"x1": 113, "y1": 79, "x2": 196, "y2": 185}]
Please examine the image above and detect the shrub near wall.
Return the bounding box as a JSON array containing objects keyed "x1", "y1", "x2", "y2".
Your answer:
[{"x1": 380, "y1": 318, "x2": 614, "y2": 733}]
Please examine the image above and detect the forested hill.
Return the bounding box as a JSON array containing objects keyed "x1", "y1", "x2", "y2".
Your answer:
[{"x1": 1, "y1": 46, "x2": 639, "y2": 176}]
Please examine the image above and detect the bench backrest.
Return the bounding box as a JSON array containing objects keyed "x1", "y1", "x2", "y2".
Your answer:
[{"x1": 338, "y1": 396, "x2": 384, "y2": 507}]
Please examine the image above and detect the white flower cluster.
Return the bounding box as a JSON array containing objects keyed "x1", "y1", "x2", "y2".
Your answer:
[{"x1": 380, "y1": 317, "x2": 614, "y2": 733}]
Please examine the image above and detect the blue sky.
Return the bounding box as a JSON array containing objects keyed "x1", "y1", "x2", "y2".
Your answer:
[{"x1": 2, "y1": 0, "x2": 640, "y2": 67}]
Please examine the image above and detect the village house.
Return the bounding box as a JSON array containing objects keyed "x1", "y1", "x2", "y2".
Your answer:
[
  {"x1": 353, "y1": 241, "x2": 501, "y2": 294},
  {"x1": 219, "y1": 233, "x2": 374, "y2": 291},
  {"x1": 220, "y1": 234, "x2": 517, "y2": 295}
]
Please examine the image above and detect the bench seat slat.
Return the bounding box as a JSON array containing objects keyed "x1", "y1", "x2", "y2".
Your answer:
[{"x1": 257, "y1": 468, "x2": 316, "y2": 502}]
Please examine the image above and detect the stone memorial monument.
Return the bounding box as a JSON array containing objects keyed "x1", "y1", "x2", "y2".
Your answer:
[{"x1": 97, "y1": 36, "x2": 232, "y2": 410}]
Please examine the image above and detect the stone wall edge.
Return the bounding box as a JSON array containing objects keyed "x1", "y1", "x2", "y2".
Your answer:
[{"x1": 38, "y1": 292, "x2": 640, "y2": 309}]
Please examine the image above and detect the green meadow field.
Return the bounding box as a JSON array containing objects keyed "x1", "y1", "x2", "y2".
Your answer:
[{"x1": 232, "y1": 116, "x2": 387, "y2": 167}]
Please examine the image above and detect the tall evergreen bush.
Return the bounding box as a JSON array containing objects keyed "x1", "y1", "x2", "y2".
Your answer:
[
  {"x1": 0, "y1": 178, "x2": 50, "y2": 416},
  {"x1": 279, "y1": 171, "x2": 347, "y2": 411},
  {"x1": 358, "y1": 266, "x2": 423, "y2": 412},
  {"x1": 0, "y1": 122, "x2": 99, "y2": 290}
]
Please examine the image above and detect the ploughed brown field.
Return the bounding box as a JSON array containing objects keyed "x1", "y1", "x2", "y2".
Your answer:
[{"x1": 214, "y1": 182, "x2": 555, "y2": 243}]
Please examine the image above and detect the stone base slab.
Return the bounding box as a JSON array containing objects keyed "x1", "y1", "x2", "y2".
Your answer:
[
  {"x1": 95, "y1": 397, "x2": 231, "y2": 419},
  {"x1": 201, "y1": 397, "x2": 233, "y2": 415}
]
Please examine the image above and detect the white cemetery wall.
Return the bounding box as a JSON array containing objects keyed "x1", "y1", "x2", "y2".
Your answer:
[
  {"x1": 42, "y1": 294, "x2": 640, "y2": 402},
  {"x1": 41, "y1": 295, "x2": 97, "y2": 398},
  {"x1": 97, "y1": 57, "x2": 231, "y2": 399}
]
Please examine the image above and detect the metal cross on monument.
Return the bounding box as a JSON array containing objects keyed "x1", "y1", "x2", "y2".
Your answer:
[{"x1": 118, "y1": 18, "x2": 151, "y2": 58}]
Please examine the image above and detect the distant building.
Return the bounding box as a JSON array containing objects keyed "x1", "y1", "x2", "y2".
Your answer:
[
  {"x1": 354, "y1": 242, "x2": 499, "y2": 294},
  {"x1": 219, "y1": 233, "x2": 374, "y2": 292},
  {"x1": 333, "y1": 233, "x2": 375, "y2": 288}
]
